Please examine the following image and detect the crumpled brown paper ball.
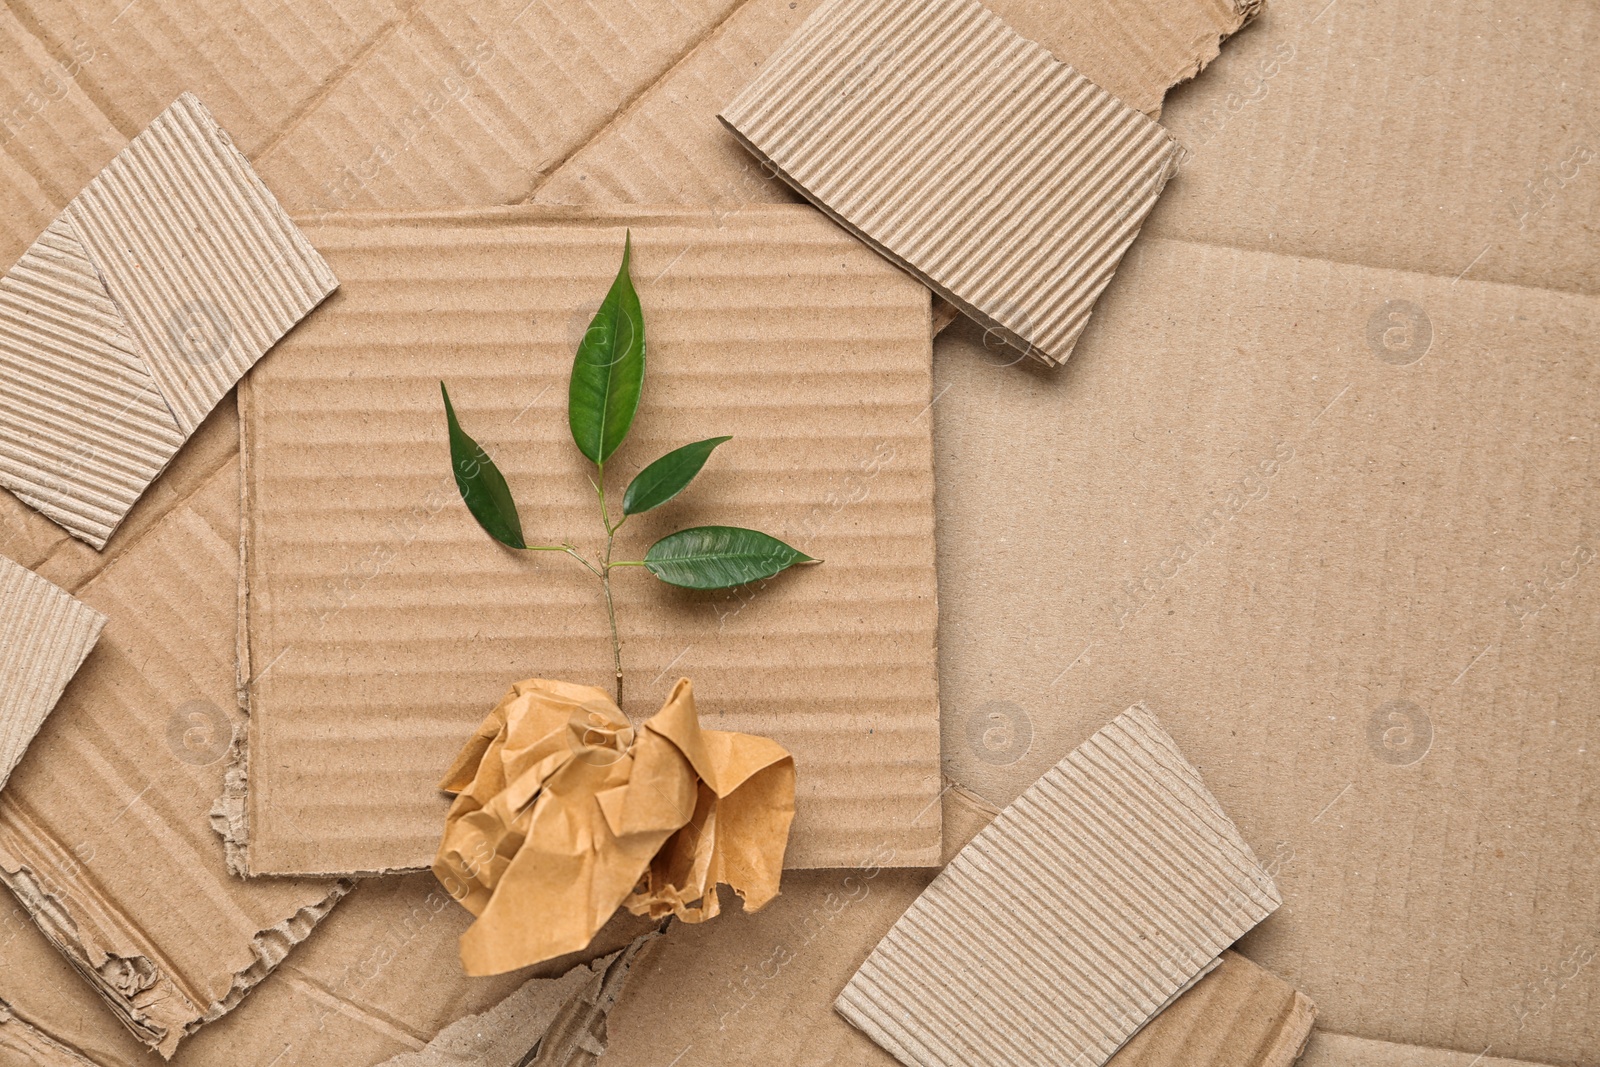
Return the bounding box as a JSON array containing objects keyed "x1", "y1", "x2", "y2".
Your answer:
[{"x1": 434, "y1": 676, "x2": 796, "y2": 976}]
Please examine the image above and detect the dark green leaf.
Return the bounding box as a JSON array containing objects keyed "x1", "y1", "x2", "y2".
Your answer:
[
  {"x1": 644, "y1": 526, "x2": 816, "y2": 590},
  {"x1": 569, "y1": 233, "x2": 646, "y2": 466},
  {"x1": 442, "y1": 381, "x2": 525, "y2": 549},
  {"x1": 623, "y1": 436, "x2": 732, "y2": 516}
]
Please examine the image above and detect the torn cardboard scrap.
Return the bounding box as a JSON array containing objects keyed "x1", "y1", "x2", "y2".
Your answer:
[
  {"x1": 437, "y1": 677, "x2": 792, "y2": 975},
  {"x1": 594, "y1": 788, "x2": 1312, "y2": 1067},
  {"x1": 239, "y1": 207, "x2": 941, "y2": 878},
  {"x1": 720, "y1": 0, "x2": 1181, "y2": 367},
  {"x1": 0, "y1": 554, "x2": 103, "y2": 792},
  {"x1": 376, "y1": 930, "x2": 660, "y2": 1067},
  {"x1": 0, "y1": 91, "x2": 336, "y2": 549},
  {"x1": 0, "y1": 463, "x2": 342, "y2": 1059},
  {"x1": 837, "y1": 704, "x2": 1281, "y2": 1067}
]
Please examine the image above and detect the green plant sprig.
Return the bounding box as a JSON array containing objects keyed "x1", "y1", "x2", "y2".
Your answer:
[{"x1": 442, "y1": 233, "x2": 818, "y2": 711}]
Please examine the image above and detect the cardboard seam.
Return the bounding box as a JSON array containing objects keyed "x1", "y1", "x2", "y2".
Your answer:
[
  {"x1": 271, "y1": 968, "x2": 437, "y2": 1049},
  {"x1": 0, "y1": 998, "x2": 100, "y2": 1067},
  {"x1": 248, "y1": 0, "x2": 434, "y2": 163},
  {"x1": 1144, "y1": 231, "x2": 1600, "y2": 300},
  {"x1": 0, "y1": 1, "x2": 136, "y2": 141},
  {"x1": 1310, "y1": 1030, "x2": 1564, "y2": 1067},
  {"x1": 33, "y1": 443, "x2": 238, "y2": 596},
  {"x1": 515, "y1": 0, "x2": 765, "y2": 206}
]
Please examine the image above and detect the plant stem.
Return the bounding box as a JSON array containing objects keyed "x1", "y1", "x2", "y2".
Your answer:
[{"x1": 597, "y1": 467, "x2": 625, "y2": 711}]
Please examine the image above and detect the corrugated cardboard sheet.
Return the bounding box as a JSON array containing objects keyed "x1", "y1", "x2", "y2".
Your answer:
[
  {"x1": 720, "y1": 0, "x2": 1183, "y2": 368},
  {"x1": 0, "y1": 463, "x2": 344, "y2": 1058},
  {"x1": 237, "y1": 206, "x2": 940, "y2": 877},
  {"x1": 1, "y1": 0, "x2": 1594, "y2": 1063},
  {"x1": 0, "y1": 93, "x2": 335, "y2": 549},
  {"x1": 837, "y1": 705, "x2": 1280, "y2": 1067},
  {"x1": 0, "y1": 554, "x2": 103, "y2": 791}
]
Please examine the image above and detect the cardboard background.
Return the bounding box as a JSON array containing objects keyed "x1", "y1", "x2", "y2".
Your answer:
[{"x1": 0, "y1": 0, "x2": 1592, "y2": 1062}]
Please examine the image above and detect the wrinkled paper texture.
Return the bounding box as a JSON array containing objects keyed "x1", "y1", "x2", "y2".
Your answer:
[{"x1": 435, "y1": 677, "x2": 795, "y2": 975}]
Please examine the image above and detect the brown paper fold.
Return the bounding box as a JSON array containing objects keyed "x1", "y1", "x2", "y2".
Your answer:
[{"x1": 435, "y1": 677, "x2": 795, "y2": 976}]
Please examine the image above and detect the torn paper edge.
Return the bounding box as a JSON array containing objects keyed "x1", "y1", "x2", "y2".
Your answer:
[{"x1": 0, "y1": 853, "x2": 350, "y2": 1059}]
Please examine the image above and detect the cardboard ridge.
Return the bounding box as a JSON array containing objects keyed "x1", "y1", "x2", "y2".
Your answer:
[
  {"x1": 719, "y1": 0, "x2": 1182, "y2": 367},
  {"x1": 836, "y1": 704, "x2": 1280, "y2": 1067},
  {"x1": 0, "y1": 553, "x2": 104, "y2": 792},
  {"x1": 0, "y1": 92, "x2": 336, "y2": 549}
]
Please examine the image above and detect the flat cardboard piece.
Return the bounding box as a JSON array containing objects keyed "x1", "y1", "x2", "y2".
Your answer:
[
  {"x1": 0, "y1": 554, "x2": 103, "y2": 791},
  {"x1": 0, "y1": 93, "x2": 336, "y2": 549},
  {"x1": 0, "y1": 462, "x2": 343, "y2": 1058},
  {"x1": 837, "y1": 705, "x2": 1280, "y2": 1067},
  {"x1": 239, "y1": 206, "x2": 940, "y2": 878},
  {"x1": 719, "y1": 0, "x2": 1182, "y2": 368}
]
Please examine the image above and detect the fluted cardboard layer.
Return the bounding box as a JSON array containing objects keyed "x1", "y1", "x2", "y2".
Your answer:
[
  {"x1": 0, "y1": 93, "x2": 335, "y2": 549},
  {"x1": 837, "y1": 705, "x2": 1280, "y2": 1067},
  {"x1": 0, "y1": 554, "x2": 103, "y2": 792},
  {"x1": 720, "y1": 0, "x2": 1181, "y2": 367}
]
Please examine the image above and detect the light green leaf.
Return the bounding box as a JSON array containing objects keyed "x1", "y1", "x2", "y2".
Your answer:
[
  {"x1": 644, "y1": 526, "x2": 816, "y2": 590},
  {"x1": 623, "y1": 437, "x2": 732, "y2": 516},
  {"x1": 442, "y1": 382, "x2": 525, "y2": 549},
  {"x1": 569, "y1": 233, "x2": 646, "y2": 466}
]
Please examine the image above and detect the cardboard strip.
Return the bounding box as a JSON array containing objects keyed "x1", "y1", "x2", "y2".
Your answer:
[
  {"x1": 836, "y1": 705, "x2": 1281, "y2": 1067},
  {"x1": 238, "y1": 206, "x2": 941, "y2": 878},
  {"x1": 0, "y1": 92, "x2": 336, "y2": 549},
  {"x1": 719, "y1": 0, "x2": 1181, "y2": 367},
  {"x1": 0, "y1": 554, "x2": 104, "y2": 792}
]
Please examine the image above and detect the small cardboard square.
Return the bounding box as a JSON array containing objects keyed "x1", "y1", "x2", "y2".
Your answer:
[
  {"x1": 836, "y1": 705, "x2": 1280, "y2": 1067},
  {"x1": 0, "y1": 554, "x2": 104, "y2": 793},
  {"x1": 719, "y1": 0, "x2": 1181, "y2": 367},
  {"x1": 238, "y1": 206, "x2": 941, "y2": 878},
  {"x1": 0, "y1": 92, "x2": 336, "y2": 549}
]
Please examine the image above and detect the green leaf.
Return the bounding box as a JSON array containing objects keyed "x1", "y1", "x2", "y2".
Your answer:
[
  {"x1": 569, "y1": 233, "x2": 646, "y2": 465},
  {"x1": 644, "y1": 526, "x2": 816, "y2": 590},
  {"x1": 623, "y1": 436, "x2": 732, "y2": 516},
  {"x1": 442, "y1": 382, "x2": 525, "y2": 549}
]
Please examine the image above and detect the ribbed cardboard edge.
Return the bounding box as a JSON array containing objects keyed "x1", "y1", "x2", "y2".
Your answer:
[
  {"x1": 0, "y1": 850, "x2": 351, "y2": 1059},
  {"x1": 717, "y1": 120, "x2": 1177, "y2": 368}
]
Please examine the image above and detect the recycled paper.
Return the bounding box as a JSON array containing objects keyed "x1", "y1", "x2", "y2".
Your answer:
[
  {"x1": 836, "y1": 705, "x2": 1281, "y2": 1067},
  {"x1": 238, "y1": 207, "x2": 941, "y2": 879},
  {"x1": 720, "y1": 0, "x2": 1181, "y2": 367},
  {"x1": 0, "y1": 554, "x2": 104, "y2": 792},
  {"x1": 437, "y1": 677, "x2": 793, "y2": 975},
  {"x1": 0, "y1": 92, "x2": 335, "y2": 549}
]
